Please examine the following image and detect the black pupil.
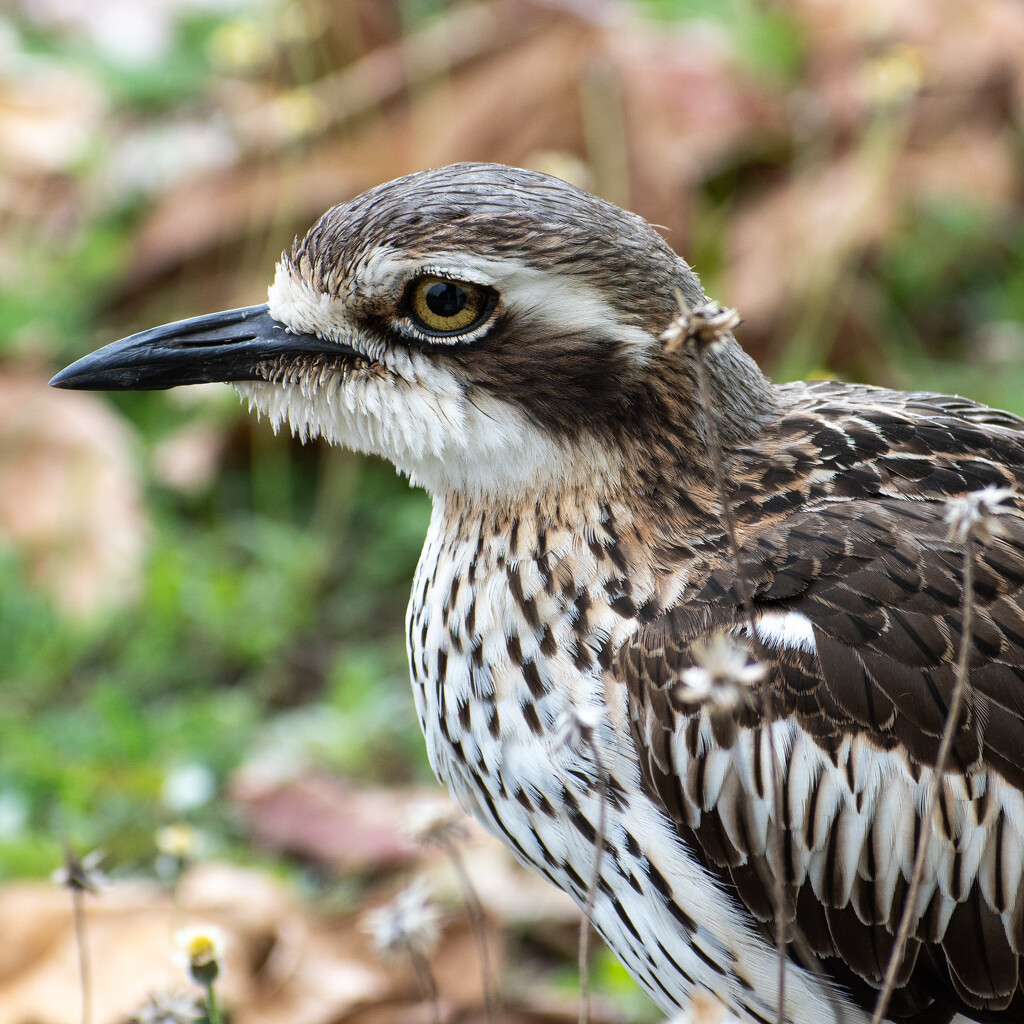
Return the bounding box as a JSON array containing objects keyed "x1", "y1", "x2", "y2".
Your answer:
[{"x1": 424, "y1": 281, "x2": 467, "y2": 318}]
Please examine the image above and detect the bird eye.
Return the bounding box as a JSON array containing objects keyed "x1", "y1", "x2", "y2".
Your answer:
[{"x1": 404, "y1": 276, "x2": 497, "y2": 337}]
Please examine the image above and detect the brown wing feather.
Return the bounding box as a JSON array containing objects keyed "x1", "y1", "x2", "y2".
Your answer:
[{"x1": 620, "y1": 387, "x2": 1024, "y2": 1022}]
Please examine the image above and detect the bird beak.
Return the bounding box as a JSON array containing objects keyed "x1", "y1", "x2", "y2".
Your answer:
[{"x1": 50, "y1": 304, "x2": 355, "y2": 391}]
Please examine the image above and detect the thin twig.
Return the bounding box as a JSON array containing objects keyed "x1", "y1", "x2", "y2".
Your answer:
[
  {"x1": 690, "y1": 337, "x2": 788, "y2": 1024},
  {"x1": 71, "y1": 887, "x2": 92, "y2": 1024},
  {"x1": 684, "y1": 310, "x2": 851, "y2": 1024},
  {"x1": 411, "y1": 950, "x2": 443, "y2": 1024},
  {"x1": 56, "y1": 843, "x2": 104, "y2": 1024},
  {"x1": 400, "y1": 806, "x2": 494, "y2": 1021},
  {"x1": 578, "y1": 735, "x2": 610, "y2": 1024},
  {"x1": 871, "y1": 536, "x2": 976, "y2": 1024},
  {"x1": 362, "y1": 878, "x2": 443, "y2": 1020},
  {"x1": 445, "y1": 842, "x2": 498, "y2": 1024}
]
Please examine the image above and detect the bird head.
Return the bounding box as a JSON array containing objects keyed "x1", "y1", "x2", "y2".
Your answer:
[{"x1": 51, "y1": 163, "x2": 772, "y2": 499}]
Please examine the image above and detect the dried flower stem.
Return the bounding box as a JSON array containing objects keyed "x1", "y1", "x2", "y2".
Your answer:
[
  {"x1": 871, "y1": 536, "x2": 976, "y2": 1024},
  {"x1": 443, "y1": 842, "x2": 497, "y2": 1024},
  {"x1": 689, "y1": 327, "x2": 850, "y2": 1024},
  {"x1": 401, "y1": 806, "x2": 494, "y2": 1021},
  {"x1": 578, "y1": 734, "x2": 609, "y2": 1024},
  {"x1": 410, "y1": 951, "x2": 443, "y2": 1024},
  {"x1": 71, "y1": 886, "x2": 93, "y2": 1024},
  {"x1": 690, "y1": 338, "x2": 788, "y2": 1024},
  {"x1": 363, "y1": 880, "x2": 444, "y2": 1021},
  {"x1": 56, "y1": 843, "x2": 104, "y2": 1024}
]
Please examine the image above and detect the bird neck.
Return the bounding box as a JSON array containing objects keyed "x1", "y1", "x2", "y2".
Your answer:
[
  {"x1": 423, "y1": 336, "x2": 777, "y2": 536},
  {"x1": 690, "y1": 337, "x2": 777, "y2": 448}
]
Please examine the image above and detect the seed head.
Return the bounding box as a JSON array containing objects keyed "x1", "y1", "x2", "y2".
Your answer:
[
  {"x1": 401, "y1": 801, "x2": 471, "y2": 850},
  {"x1": 52, "y1": 845, "x2": 107, "y2": 894},
  {"x1": 175, "y1": 924, "x2": 226, "y2": 986},
  {"x1": 860, "y1": 44, "x2": 926, "y2": 107},
  {"x1": 673, "y1": 633, "x2": 765, "y2": 711},
  {"x1": 944, "y1": 486, "x2": 1015, "y2": 544},
  {"x1": 552, "y1": 703, "x2": 603, "y2": 753},
  {"x1": 666, "y1": 989, "x2": 743, "y2": 1023},
  {"x1": 156, "y1": 823, "x2": 203, "y2": 883},
  {"x1": 156, "y1": 823, "x2": 201, "y2": 859},
  {"x1": 662, "y1": 294, "x2": 741, "y2": 354},
  {"x1": 363, "y1": 879, "x2": 442, "y2": 960},
  {"x1": 128, "y1": 992, "x2": 203, "y2": 1024}
]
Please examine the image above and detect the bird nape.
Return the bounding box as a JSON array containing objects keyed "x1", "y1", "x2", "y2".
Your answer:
[{"x1": 52, "y1": 162, "x2": 1024, "y2": 1024}]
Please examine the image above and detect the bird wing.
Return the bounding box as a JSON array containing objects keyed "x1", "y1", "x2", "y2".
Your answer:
[{"x1": 618, "y1": 385, "x2": 1024, "y2": 1019}]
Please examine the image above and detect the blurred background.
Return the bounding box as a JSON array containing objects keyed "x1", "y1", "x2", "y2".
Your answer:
[{"x1": 1, "y1": 0, "x2": 1023, "y2": 1020}]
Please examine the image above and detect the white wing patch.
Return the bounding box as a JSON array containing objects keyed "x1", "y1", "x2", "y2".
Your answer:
[{"x1": 746, "y1": 610, "x2": 818, "y2": 654}]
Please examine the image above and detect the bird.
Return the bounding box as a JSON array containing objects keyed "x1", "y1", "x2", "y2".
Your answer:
[{"x1": 51, "y1": 162, "x2": 1024, "y2": 1024}]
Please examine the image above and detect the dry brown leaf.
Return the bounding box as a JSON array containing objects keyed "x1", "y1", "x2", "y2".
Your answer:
[
  {"x1": 181, "y1": 863, "x2": 393, "y2": 1024},
  {"x1": 0, "y1": 883, "x2": 75, "y2": 983},
  {"x1": 0, "y1": 57, "x2": 106, "y2": 175},
  {"x1": 419, "y1": 830, "x2": 579, "y2": 928},
  {"x1": 151, "y1": 421, "x2": 228, "y2": 493},
  {"x1": 0, "y1": 878, "x2": 254, "y2": 1024},
  {"x1": 895, "y1": 122, "x2": 1018, "y2": 208},
  {"x1": 0, "y1": 369, "x2": 146, "y2": 617},
  {"x1": 232, "y1": 771, "x2": 579, "y2": 927},
  {"x1": 0, "y1": 861, "x2": 534, "y2": 1024},
  {"x1": 726, "y1": 151, "x2": 895, "y2": 334},
  {"x1": 232, "y1": 772, "x2": 437, "y2": 873}
]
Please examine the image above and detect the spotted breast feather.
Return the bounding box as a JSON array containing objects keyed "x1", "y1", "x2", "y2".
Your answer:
[{"x1": 623, "y1": 380, "x2": 1024, "y2": 1021}]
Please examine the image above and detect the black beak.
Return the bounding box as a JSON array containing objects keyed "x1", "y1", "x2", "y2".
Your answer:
[{"x1": 50, "y1": 304, "x2": 356, "y2": 391}]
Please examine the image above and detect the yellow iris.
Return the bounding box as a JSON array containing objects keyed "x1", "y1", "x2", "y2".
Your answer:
[{"x1": 408, "y1": 277, "x2": 490, "y2": 335}]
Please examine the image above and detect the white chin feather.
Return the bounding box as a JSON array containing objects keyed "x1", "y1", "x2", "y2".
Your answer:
[
  {"x1": 256, "y1": 255, "x2": 626, "y2": 497},
  {"x1": 234, "y1": 368, "x2": 617, "y2": 499}
]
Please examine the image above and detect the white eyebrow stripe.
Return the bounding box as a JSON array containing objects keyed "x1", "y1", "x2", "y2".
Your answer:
[{"x1": 353, "y1": 249, "x2": 657, "y2": 356}]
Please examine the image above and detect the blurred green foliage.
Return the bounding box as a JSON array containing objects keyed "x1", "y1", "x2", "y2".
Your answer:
[
  {"x1": 17, "y1": 8, "x2": 237, "y2": 109},
  {"x1": 1, "y1": 215, "x2": 132, "y2": 361},
  {"x1": 0, "y1": 443, "x2": 431, "y2": 876},
  {"x1": 0, "y1": 1, "x2": 437, "y2": 880},
  {"x1": 635, "y1": 0, "x2": 806, "y2": 81},
  {"x1": 878, "y1": 199, "x2": 1024, "y2": 348}
]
